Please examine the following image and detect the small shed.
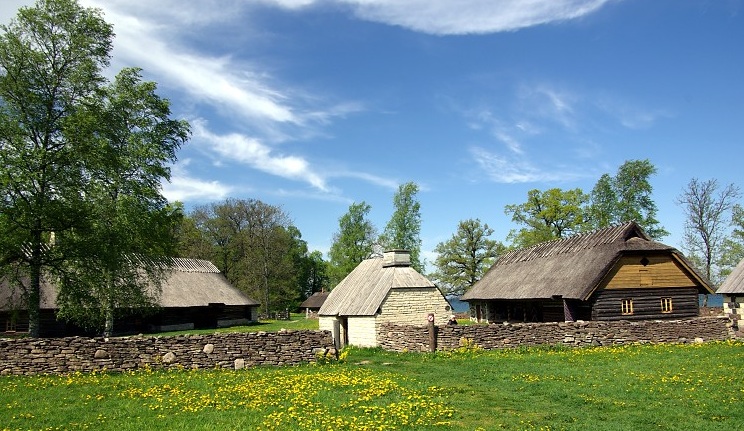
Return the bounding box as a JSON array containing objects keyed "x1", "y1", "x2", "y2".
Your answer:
[
  {"x1": 299, "y1": 291, "x2": 329, "y2": 318},
  {"x1": 717, "y1": 258, "x2": 744, "y2": 328},
  {"x1": 318, "y1": 250, "x2": 452, "y2": 348},
  {"x1": 0, "y1": 257, "x2": 260, "y2": 336},
  {"x1": 461, "y1": 222, "x2": 714, "y2": 323}
]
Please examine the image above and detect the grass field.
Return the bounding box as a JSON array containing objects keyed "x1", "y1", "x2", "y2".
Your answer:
[
  {"x1": 1, "y1": 341, "x2": 742, "y2": 431},
  {"x1": 151, "y1": 313, "x2": 320, "y2": 337}
]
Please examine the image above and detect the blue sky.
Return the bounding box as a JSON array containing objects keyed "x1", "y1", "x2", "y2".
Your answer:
[{"x1": 2, "y1": 0, "x2": 743, "y2": 268}]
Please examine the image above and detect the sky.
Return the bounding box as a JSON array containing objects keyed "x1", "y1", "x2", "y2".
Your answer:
[{"x1": 2, "y1": 0, "x2": 743, "y2": 269}]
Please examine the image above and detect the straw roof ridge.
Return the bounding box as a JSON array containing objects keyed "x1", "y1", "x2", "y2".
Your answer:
[
  {"x1": 496, "y1": 221, "x2": 645, "y2": 266},
  {"x1": 167, "y1": 257, "x2": 220, "y2": 273}
]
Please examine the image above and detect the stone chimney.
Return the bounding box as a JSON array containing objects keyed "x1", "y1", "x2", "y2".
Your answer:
[{"x1": 382, "y1": 249, "x2": 411, "y2": 267}]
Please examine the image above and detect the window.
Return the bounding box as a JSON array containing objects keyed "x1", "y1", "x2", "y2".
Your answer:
[
  {"x1": 661, "y1": 297, "x2": 673, "y2": 313},
  {"x1": 621, "y1": 299, "x2": 634, "y2": 315}
]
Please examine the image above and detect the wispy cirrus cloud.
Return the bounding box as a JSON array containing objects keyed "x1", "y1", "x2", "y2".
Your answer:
[
  {"x1": 193, "y1": 121, "x2": 329, "y2": 192},
  {"x1": 162, "y1": 161, "x2": 232, "y2": 203},
  {"x1": 258, "y1": 0, "x2": 615, "y2": 35},
  {"x1": 469, "y1": 147, "x2": 586, "y2": 183}
]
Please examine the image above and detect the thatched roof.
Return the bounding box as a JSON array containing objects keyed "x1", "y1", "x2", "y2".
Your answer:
[
  {"x1": 319, "y1": 250, "x2": 437, "y2": 317},
  {"x1": 461, "y1": 222, "x2": 713, "y2": 302},
  {"x1": 717, "y1": 258, "x2": 744, "y2": 294},
  {"x1": 299, "y1": 291, "x2": 329, "y2": 309},
  {"x1": 158, "y1": 258, "x2": 258, "y2": 307},
  {"x1": 0, "y1": 258, "x2": 259, "y2": 310}
]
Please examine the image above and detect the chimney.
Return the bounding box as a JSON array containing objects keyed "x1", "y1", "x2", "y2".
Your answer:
[{"x1": 382, "y1": 249, "x2": 411, "y2": 267}]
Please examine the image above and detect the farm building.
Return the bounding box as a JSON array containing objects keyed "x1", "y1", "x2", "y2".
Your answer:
[
  {"x1": 0, "y1": 257, "x2": 259, "y2": 337},
  {"x1": 299, "y1": 291, "x2": 329, "y2": 317},
  {"x1": 717, "y1": 258, "x2": 744, "y2": 326},
  {"x1": 461, "y1": 222, "x2": 714, "y2": 323},
  {"x1": 318, "y1": 250, "x2": 452, "y2": 348}
]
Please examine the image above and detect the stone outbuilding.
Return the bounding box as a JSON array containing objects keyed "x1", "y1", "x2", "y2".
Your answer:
[
  {"x1": 318, "y1": 250, "x2": 452, "y2": 348},
  {"x1": 717, "y1": 257, "x2": 744, "y2": 332}
]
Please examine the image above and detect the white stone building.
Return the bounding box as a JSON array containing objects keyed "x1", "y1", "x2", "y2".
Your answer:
[
  {"x1": 318, "y1": 250, "x2": 452, "y2": 348},
  {"x1": 718, "y1": 257, "x2": 744, "y2": 326}
]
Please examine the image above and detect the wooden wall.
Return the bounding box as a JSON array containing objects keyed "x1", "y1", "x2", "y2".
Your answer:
[
  {"x1": 591, "y1": 287, "x2": 699, "y2": 320},
  {"x1": 602, "y1": 256, "x2": 698, "y2": 289}
]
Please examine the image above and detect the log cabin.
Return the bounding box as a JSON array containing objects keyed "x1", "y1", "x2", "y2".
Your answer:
[
  {"x1": 461, "y1": 222, "x2": 714, "y2": 323},
  {"x1": 0, "y1": 257, "x2": 259, "y2": 336}
]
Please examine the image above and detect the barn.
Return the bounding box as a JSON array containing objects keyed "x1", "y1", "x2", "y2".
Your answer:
[
  {"x1": 299, "y1": 291, "x2": 329, "y2": 318},
  {"x1": 461, "y1": 222, "x2": 714, "y2": 323},
  {"x1": 0, "y1": 257, "x2": 260, "y2": 336},
  {"x1": 318, "y1": 250, "x2": 452, "y2": 348},
  {"x1": 717, "y1": 257, "x2": 744, "y2": 330}
]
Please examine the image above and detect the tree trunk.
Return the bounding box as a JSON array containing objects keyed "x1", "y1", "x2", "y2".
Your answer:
[{"x1": 28, "y1": 231, "x2": 43, "y2": 338}]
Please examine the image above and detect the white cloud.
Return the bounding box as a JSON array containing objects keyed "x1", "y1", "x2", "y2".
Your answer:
[
  {"x1": 162, "y1": 162, "x2": 232, "y2": 202},
  {"x1": 594, "y1": 95, "x2": 672, "y2": 129},
  {"x1": 470, "y1": 146, "x2": 585, "y2": 183},
  {"x1": 518, "y1": 84, "x2": 579, "y2": 130},
  {"x1": 336, "y1": 0, "x2": 613, "y2": 35},
  {"x1": 193, "y1": 122, "x2": 329, "y2": 191}
]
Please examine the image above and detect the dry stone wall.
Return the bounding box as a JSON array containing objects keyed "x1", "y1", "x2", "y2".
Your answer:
[
  {"x1": 0, "y1": 330, "x2": 335, "y2": 376},
  {"x1": 378, "y1": 316, "x2": 734, "y2": 352}
]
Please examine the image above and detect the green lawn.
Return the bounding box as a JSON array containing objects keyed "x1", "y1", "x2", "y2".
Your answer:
[
  {"x1": 151, "y1": 313, "x2": 319, "y2": 336},
  {"x1": 1, "y1": 341, "x2": 742, "y2": 430}
]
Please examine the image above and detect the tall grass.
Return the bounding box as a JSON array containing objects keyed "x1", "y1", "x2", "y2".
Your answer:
[{"x1": 1, "y1": 341, "x2": 742, "y2": 430}]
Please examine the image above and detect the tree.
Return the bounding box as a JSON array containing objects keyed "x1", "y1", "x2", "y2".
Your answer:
[
  {"x1": 53, "y1": 67, "x2": 189, "y2": 336},
  {"x1": 380, "y1": 182, "x2": 423, "y2": 271},
  {"x1": 179, "y1": 198, "x2": 300, "y2": 316},
  {"x1": 676, "y1": 178, "x2": 740, "y2": 289},
  {"x1": 299, "y1": 250, "x2": 329, "y2": 298},
  {"x1": 588, "y1": 159, "x2": 668, "y2": 238},
  {"x1": 587, "y1": 174, "x2": 617, "y2": 230},
  {"x1": 721, "y1": 204, "x2": 744, "y2": 277},
  {"x1": 504, "y1": 188, "x2": 589, "y2": 249},
  {"x1": 327, "y1": 202, "x2": 377, "y2": 286},
  {"x1": 0, "y1": 0, "x2": 113, "y2": 337},
  {"x1": 432, "y1": 219, "x2": 504, "y2": 296}
]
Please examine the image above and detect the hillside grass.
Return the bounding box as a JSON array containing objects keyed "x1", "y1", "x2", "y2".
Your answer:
[{"x1": 1, "y1": 341, "x2": 742, "y2": 431}]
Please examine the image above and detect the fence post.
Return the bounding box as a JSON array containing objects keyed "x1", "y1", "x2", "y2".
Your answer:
[{"x1": 427, "y1": 313, "x2": 436, "y2": 352}]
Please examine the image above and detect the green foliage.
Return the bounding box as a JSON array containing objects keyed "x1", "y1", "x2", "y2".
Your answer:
[
  {"x1": 720, "y1": 204, "x2": 744, "y2": 276},
  {"x1": 327, "y1": 202, "x2": 377, "y2": 286},
  {"x1": 0, "y1": 0, "x2": 114, "y2": 336},
  {"x1": 505, "y1": 188, "x2": 589, "y2": 248},
  {"x1": 299, "y1": 250, "x2": 330, "y2": 298},
  {"x1": 52, "y1": 67, "x2": 189, "y2": 336},
  {"x1": 588, "y1": 159, "x2": 668, "y2": 238},
  {"x1": 380, "y1": 182, "x2": 423, "y2": 272},
  {"x1": 178, "y1": 198, "x2": 304, "y2": 315},
  {"x1": 432, "y1": 218, "x2": 504, "y2": 295}
]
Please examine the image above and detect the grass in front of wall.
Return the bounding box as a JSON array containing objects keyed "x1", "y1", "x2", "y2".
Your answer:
[
  {"x1": 151, "y1": 313, "x2": 319, "y2": 337},
  {"x1": 1, "y1": 341, "x2": 743, "y2": 431}
]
